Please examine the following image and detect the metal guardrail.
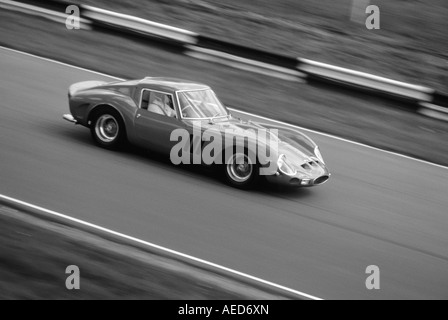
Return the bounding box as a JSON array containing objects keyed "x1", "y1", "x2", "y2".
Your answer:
[
  {"x1": 82, "y1": 5, "x2": 199, "y2": 45},
  {"x1": 0, "y1": 0, "x2": 90, "y2": 25},
  {"x1": 298, "y1": 58, "x2": 435, "y2": 102},
  {"x1": 2, "y1": 0, "x2": 448, "y2": 120}
]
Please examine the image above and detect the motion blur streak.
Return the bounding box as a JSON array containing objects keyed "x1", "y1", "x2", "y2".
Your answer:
[{"x1": 1, "y1": 47, "x2": 448, "y2": 299}]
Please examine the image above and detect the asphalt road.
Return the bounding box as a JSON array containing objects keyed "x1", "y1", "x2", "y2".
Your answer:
[{"x1": 1, "y1": 47, "x2": 448, "y2": 299}]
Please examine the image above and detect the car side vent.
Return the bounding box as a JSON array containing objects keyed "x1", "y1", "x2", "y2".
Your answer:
[{"x1": 301, "y1": 161, "x2": 315, "y2": 170}]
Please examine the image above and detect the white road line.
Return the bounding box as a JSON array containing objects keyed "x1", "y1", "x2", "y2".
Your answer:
[
  {"x1": 0, "y1": 46, "x2": 123, "y2": 81},
  {"x1": 0, "y1": 193, "x2": 322, "y2": 300},
  {"x1": 1, "y1": 45, "x2": 447, "y2": 172}
]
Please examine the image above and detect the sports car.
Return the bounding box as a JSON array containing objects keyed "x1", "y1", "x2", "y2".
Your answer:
[{"x1": 63, "y1": 77, "x2": 330, "y2": 189}]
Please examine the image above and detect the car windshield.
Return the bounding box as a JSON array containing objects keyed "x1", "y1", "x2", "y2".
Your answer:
[{"x1": 177, "y1": 89, "x2": 228, "y2": 119}]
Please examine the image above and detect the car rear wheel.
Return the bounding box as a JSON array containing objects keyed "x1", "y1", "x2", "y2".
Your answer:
[
  {"x1": 224, "y1": 151, "x2": 259, "y2": 189},
  {"x1": 91, "y1": 109, "x2": 126, "y2": 149}
]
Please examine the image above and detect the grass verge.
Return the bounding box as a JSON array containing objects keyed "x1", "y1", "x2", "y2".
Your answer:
[{"x1": 0, "y1": 204, "x2": 288, "y2": 299}]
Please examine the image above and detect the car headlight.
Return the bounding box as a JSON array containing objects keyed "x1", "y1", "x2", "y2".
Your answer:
[
  {"x1": 314, "y1": 147, "x2": 325, "y2": 164},
  {"x1": 277, "y1": 154, "x2": 297, "y2": 176}
]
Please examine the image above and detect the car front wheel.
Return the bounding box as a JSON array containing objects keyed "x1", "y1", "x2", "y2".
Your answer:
[{"x1": 224, "y1": 151, "x2": 259, "y2": 189}]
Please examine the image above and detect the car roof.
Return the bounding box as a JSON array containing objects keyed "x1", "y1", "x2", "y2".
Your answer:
[{"x1": 136, "y1": 77, "x2": 210, "y2": 92}]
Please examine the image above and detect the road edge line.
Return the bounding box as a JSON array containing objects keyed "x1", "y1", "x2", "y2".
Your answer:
[{"x1": 0, "y1": 193, "x2": 323, "y2": 300}]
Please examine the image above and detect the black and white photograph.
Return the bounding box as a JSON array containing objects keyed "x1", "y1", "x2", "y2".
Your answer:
[{"x1": 0, "y1": 0, "x2": 447, "y2": 303}]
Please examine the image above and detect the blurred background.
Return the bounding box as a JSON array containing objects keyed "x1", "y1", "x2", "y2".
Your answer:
[{"x1": 77, "y1": 0, "x2": 448, "y2": 91}]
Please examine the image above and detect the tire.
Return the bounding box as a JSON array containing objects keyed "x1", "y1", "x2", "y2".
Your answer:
[
  {"x1": 223, "y1": 149, "x2": 259, "y2": 189},
  {"x1": 90, "y1": 109, "x2": 126, "y2": 150}
]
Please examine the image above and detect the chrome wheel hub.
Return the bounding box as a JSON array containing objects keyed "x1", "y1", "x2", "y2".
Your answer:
[
  {"x1": 95, "y1": 115, "x2": 119, "y2": 143},
  {"x1": 227, "y1": 154, "x2": 253, "y2": 183}
]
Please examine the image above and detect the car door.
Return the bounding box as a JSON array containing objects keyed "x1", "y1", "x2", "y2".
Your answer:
[{"x1": 134, "y1": 89, "x2": 186, "y2": 154}]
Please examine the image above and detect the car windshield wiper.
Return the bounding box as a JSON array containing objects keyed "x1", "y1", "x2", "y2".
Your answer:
[{"x1": 210, "y1": 112, "x2": 227, "y2": 123}]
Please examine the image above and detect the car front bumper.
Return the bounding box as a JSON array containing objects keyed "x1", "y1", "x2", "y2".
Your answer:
[
  {"x1": 265, "y1": 170, "x2": 331, "y2": 187},
  {"x1": 63, "y1": 114, "x2": 78, "y2": 124}
]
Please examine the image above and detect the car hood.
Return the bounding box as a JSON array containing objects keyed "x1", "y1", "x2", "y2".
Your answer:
[{"x1": 183, "y1": 117, "x2": 319, "y2": 166}]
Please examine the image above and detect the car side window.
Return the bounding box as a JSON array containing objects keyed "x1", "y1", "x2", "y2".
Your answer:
[
  {"x1": 141, "y1": 90, "x2": 151, "y2": 110},
  {"x1": 161, "y1": 95, "x2": 176, "y2": 118},
  {"x1": 141, "y1": 90, "x2": 176, "y2": 118}
]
